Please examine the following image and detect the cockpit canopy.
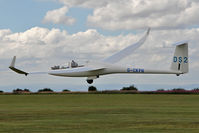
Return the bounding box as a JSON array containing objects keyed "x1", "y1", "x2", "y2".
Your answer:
[
  {"x1": 51, "y1": 60, "x2": 84, "y2": 70},
  {"x1": 71, "y1": 60, "x2": 78, "y2": 68}
]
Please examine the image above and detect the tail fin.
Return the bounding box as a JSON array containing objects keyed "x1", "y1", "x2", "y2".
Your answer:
[{"x1": 170, "y1": 42, "x2": 189, "y2": 74}]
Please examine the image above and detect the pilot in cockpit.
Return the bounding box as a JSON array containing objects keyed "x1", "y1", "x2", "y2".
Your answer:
[{"x1": 71, "y1": 60, "x2": 78, "y2": 68}]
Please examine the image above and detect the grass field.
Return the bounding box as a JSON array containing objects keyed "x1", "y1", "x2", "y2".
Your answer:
[{"x1": 0, "y1": 94, "x2": 199, "y2": 133}]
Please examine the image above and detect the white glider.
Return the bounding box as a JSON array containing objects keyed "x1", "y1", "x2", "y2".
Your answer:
[{"x1": 9, "y1": 28, "x2": 189, "y2": 84}]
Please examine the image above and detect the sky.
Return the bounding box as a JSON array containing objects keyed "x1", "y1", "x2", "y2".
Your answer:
[{"x1": 0, "y1": 0, "x2": 199, "y2": 92}]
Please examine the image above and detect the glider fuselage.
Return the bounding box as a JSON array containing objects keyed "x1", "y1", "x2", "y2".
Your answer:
[{"x1": 48, "y1": 62, "x2": 181, "y2": 77}]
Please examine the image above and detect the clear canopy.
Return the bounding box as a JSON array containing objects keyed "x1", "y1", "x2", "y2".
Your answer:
[{"x1": 51, "y1": 60, "x2": 84, "y2": 70}]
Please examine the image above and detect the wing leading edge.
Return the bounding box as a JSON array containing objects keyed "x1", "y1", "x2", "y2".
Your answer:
[
  {"x1": 103, "y1": 28, "x2": 150, "y2": 64},
  {"x1": 9, "y1": 56, "x2": 105, "y2": 76}
]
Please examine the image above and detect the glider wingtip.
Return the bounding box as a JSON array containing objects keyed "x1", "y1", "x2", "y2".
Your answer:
[
  {"x1": 10, "y1": 56, "x2": 16, "y2": 67},
  {"x1": 147, "y1": 27, "x2": 151, "y2": 35}
]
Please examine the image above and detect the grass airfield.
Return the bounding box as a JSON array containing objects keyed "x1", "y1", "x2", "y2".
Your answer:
[{"x1": 0, "y1": 94, "x2": 199, "y2": 133}]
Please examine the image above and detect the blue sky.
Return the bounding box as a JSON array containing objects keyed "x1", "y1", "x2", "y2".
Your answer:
[
  {"x1": 0, "y1": 0, "x2": 199, "y2": 92},
  {"x1": 0, "y1": 0, "x2": 72, "y2": 32},
  {"x1": 0, "y1": 0, "x2": 56, "y2": 31},
  {"x1": 0, "y1": 0, "x2": 125, "y2": 35}
]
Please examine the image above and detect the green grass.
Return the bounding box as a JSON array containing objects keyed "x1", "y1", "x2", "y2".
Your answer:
[{"x1": 0, "y1": 94, "x2": 199, "y2": 133}]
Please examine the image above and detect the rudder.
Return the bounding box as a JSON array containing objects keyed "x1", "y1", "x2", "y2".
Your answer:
[{"x1": 170, "y1": 42, "x2": 189, "y2": 74}]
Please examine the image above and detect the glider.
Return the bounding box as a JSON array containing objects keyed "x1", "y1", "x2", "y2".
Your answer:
[{"x1": 9, "y1": 28, "x2": 189, "y2": 84}]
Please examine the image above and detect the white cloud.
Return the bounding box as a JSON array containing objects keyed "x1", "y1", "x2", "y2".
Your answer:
[
  {"x1": 58, "y1": 0, "x2": 113, "y2": 8},
  {"x1": 1, "y1": 0, "x2": 199, "y2": 91},
  {"x1": 1, "y1": 27, "x2": 199, "y2": 90},
  {"x1": 57, "y1": 0, "x2": 199, "y2": 30},
  {"x1": 43, "y1": 6, "x2": 75, "y2": 25},
  {"x1": 0, "y1": 27, "x2": 199, "y2": 68}
]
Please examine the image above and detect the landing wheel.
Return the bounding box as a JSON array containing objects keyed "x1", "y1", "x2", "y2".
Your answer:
[{"x1": 87, "y1": 80, "x2": 93, "y2": 84}]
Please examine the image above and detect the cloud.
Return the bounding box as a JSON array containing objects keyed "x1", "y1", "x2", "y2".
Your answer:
[
  {"x1": 58, "y1": 0, "x2": 112, "y2": 8},
  {"x1": 57, "y1": 0, "x2": 199, "y2": 30},
  {"x1": 0, "y1": 27, "x2": 199, "y2": 69},
  {"x1": 1, "y1": 27, "x2": 199, "y2": 89},
  {"x1": 43, "y1": 6, "x2": 75, "y2": 25},
  {"x1": 0, "y1": 27, "x2": 139, "y2": 62}
]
